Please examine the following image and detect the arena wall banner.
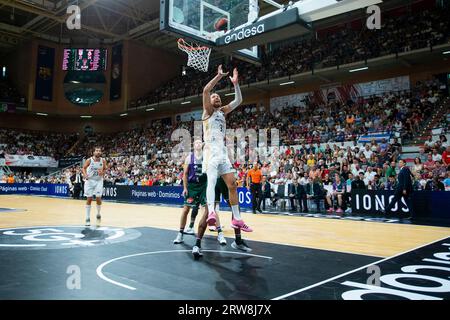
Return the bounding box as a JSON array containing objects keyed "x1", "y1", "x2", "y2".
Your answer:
[
  {"x1": 4, "y1": 155, "x2": 58, "y2": 168},
  {"x1": 351, "y1": 190, "x2": 450, "y2": 223},
  {"x1": 270, "y1": 76, "x2": 411, "y2": 110},
  {"x1": 110, "y1": 44, "x2": 123, "y2": 101},
  {"x1": 0, "y1": 182, "x2": 252, "y2": 208},
  {"x1": 102, "y1": 185, "x2": 184, "y2": 205},
  {"x1": 351, "y1": 190, "x2": 410, "y2": 217},
  {"x1": 101, "y1": 185, "x2": 253, "y2": 208},
  {"x1": 357, "y1": 131, "x2": 392, "y2": 144},
  {"x1": 270, "y1": 92, "x2": 311, "y2": 111},
  {"x1": 176, "y1": 109, "x2": 203, "y2": 122},
  {"x1": 35, "y1": 45, "x2": 55, "y2": 101},
  {"x1": 0, "y1": 183, "x2": 69, "y2": 197},
  {"x1": 356, "y1": 75, "x2": 410, "y2": 97}
]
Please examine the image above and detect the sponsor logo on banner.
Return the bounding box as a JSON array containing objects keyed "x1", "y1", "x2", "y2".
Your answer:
[
  {"x1": 0, "y1": 183, "x2": 69, "y2": 197},
  {"x1": 351, "y1": 190, "x2": 409, "y2": 216},
  {"x1": 100, "y1": 185, "x2": 253, "y2": 208},
  {"x1": 54, "y1": 185, "x2": 68, "y2": 195},
  {"x1": 102, "y1": 186, "x2": 118, "y2": 198},
  {"x1": 38, "y1": 67, "x2": 52, "y2": 80},
  {"x1": 220, "y1": 188, "x2": 252, "y2": 207},
  {"x1": 224, "y1": 24, "x2": 265, "y2": 44}
]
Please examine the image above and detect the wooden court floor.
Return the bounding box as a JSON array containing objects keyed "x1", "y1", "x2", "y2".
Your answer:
[{"x1": 1, "y1": 195, "x2": 450, "y2": 258}]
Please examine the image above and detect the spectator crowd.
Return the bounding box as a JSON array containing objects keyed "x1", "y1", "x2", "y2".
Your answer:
[
  {"x1": 0, "y1": 129, "x2": 79, "y2": 160},
  {"x1": 2, "y1": 82, "x2": 449, "y2": 214},
  {"x1": 1, "y1": 3, "x2": 450, "y2": 213},
  {"x1": 130, "y1": 7, "x2": 450, "y2": 107}
]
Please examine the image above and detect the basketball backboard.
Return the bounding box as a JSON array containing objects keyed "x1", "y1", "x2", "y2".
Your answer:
[
  {"x1": 160, "y1": 0, "x2": 260, "y2": 61},
  {"x1": 161, "y1": 0, "x2": 384, "y2": 65}
]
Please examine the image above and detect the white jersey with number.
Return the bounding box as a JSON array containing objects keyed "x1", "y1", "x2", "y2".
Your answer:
[
  {"x1": 84, "y1": 157, "x2": 104, "y2": 198},
  {"x1": 86, "y1": 157, "x2": 104, "y2": 181},
  {"x1": 203, "y1": 109, "x2": 226, "y2": 152},
  {"x1": 202, "y1": 109, "x2": 234, "y2": 175}
]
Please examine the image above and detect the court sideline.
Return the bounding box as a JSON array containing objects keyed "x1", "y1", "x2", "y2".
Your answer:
[{"x1": 1, "y1": 195, "x2": 450, "y2": 258}]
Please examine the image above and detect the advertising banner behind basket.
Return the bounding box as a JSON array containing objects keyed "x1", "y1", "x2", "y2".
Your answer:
[
  {"x1": 4, "y1": 155, "x2": 58, "y2": 168},
  {"x1": 270, "y1": 76, "x2": 411, "y2": 111}
]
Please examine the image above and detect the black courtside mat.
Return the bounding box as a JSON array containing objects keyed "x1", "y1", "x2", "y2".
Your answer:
[
  {"x1": 0, "y1": 226, "x2": 378, "y2": 300},
  {"x1": 277, "y1": 236, "x2": 450, "y2": 300}
]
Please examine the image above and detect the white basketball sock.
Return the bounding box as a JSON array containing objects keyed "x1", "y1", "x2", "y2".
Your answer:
[
  {"x1": 96, "y1": 205, "x2": 101, "y2": 216},
  {"x1": 214, "y1": 202, "x2": 220, "y2": 214},
  {"x1": 206, "y1": 168, "x2": 218, "y2": 213},
  {"x1": 85, "y1": 205, "x2": 91, "y2": 220},
  {"x1": 231, "y1": 205, "x2": 241, "y2": 221}
]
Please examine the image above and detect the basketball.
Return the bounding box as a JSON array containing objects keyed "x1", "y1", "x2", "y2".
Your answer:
[{"x1": 214, "y1": 17, "x2": 228, "y2": 32}]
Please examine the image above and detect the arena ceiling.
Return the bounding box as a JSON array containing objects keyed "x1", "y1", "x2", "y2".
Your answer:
[
  {"x1": 0, "y1": 0, "x2": 409, "y2": 56},
  {"x1": 0, "y1": 0, "x2": 289, "y2": 54}
]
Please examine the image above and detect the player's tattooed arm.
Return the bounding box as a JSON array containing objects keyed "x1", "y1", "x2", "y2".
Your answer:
[
  {"x1": 222, "y1": 68, "x2": 242, "y2": 115},
  {"x1": 203, "y1": 64, "x2": 228, "y2": 116},
  {"x1": 82, "y1": 158, "x2": 90, "y2": 180},
  {"x1": 182, "y1": 163, "x2": 189, "y2": 196}
]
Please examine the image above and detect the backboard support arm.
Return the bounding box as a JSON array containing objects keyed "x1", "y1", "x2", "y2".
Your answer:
[{"x1": 262, "y1": 0, "x2": 283, "y2": 9}]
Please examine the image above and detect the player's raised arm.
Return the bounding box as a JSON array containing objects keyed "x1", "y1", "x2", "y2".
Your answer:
[
  {"x1": 203, "y1": 65, "x2": 228, "y2": 116},
  {"x1": 222, "y1": 68, "x2": 242, "y2": 115}
]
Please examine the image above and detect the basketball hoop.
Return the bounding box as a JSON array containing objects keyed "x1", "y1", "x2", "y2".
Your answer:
[{"x1": 177, "y1": 38, "x2": 211, "y2": 73}]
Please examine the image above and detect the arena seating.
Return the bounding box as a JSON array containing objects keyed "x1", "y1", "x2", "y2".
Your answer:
[
  {"x1": 3, "y1": 81, "x2": 448, "y2": 204},
  {"x1": 130, "y1": 8, "x2": 450, "y2": 107},
  {"x1": 0, "y1": 129, "x2": 79, "y2": 160}
]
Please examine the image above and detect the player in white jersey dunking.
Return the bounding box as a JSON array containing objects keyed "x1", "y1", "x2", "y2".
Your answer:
[
  {"x1": 192, "y1": 65, "x2": 252, "y2": 258},
  {"x1": 82, "y1": 147, "x2": 107, "y2": 227}
]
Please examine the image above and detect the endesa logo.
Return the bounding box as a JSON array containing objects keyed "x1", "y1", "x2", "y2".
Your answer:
[{"x1": 224, "y1": 24, "x2": 265, "y2": 44}]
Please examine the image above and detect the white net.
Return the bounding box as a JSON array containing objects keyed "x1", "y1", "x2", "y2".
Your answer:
[{"x1": 177, "y1": 38, "x2": 212, "y2": 73}]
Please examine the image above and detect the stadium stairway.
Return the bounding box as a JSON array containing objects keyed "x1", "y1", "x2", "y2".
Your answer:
[
  {"x1": 401, "y1": 97, "x2": 450, "y2": 164},
  {"x1": 0, "y1": 165, "x2": 12, "y2": 177},
  {"x1": 65, "y1": 133, "x2": 85, "y2": 157}
]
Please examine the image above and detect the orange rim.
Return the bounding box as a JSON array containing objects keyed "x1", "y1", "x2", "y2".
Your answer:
[{"x1": 177, "y1": 38, "x2": 210, "y2": 51}]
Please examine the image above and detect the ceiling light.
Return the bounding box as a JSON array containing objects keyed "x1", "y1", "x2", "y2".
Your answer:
[{"x1": 349, "y1": 66, "x2": 369, "y2": 73}]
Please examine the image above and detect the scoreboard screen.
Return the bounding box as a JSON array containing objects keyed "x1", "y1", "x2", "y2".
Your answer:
[{"x1": 62, "y1": 48, "x2": 107, "y2": 71}]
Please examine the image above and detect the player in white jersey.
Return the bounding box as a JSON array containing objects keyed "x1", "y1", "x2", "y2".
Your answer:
[
  {"x1": 82, "y1": 146, "x2": 107, "y2": 227},
  {"x1": 192, "y1": 65, "x2": 252, "y2": 258}
]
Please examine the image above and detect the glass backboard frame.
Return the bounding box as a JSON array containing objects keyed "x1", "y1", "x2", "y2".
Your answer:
[{"x1": 160, "y1": 0, "x2": 260, "y2": 62}]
